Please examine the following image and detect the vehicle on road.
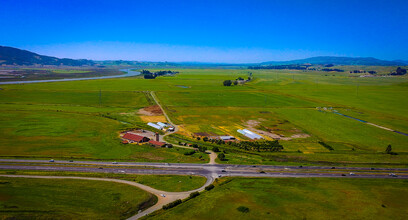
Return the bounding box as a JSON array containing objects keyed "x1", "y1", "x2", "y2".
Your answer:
[
  {"x1": 160, "y1": 194, "x2": 166, "y2": 197},
  {"x1": 218, "y1": 175, "x2": 222, "y2": 177},
  {"x1": 389, "y1": 173, "x2": 397, "y2": 177},
  {"x1": 69, "y1": 160, "x2": 73, "y2": 162},
  {"x1": 49, "y1": 159, "x2": 54, "y2": 162},
  {"x1": 341, "y1": 174, "x2": 346, "y2": 176},
  {"x1": 221, "y1": 169, "x2": 226, "y2": 172},
  {"x1": 98, "y1": 167, "x2": 103, "y2": 169},
  {"x1": 260, "y1": 171, "x2": 266, "y2": 174},
  {"x1": 349, "y1": 172, "x2": 355, "y2": 176},
  {"x1": 112, "y1": 162, "x2": 118, "y2": 164}
]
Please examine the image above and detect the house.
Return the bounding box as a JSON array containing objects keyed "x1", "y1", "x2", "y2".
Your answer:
[
  {"x1": 148, "y1": 140, "x2": 166, "y2": 147},
  {"x1": 123, "y1": 133, "x2": 150, "y2": 143}
]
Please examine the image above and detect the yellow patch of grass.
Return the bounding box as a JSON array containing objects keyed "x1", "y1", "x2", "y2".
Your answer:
[{"x1": 140, "y1": 115, "x2": 167, "y2": 123}]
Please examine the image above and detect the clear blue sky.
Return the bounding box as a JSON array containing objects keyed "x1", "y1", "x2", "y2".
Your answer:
[{"x1": 1, "y1": 0, "x2": 407, "y2": 63}]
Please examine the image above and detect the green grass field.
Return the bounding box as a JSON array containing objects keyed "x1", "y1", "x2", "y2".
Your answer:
[
  {"x1": 0, "y1": 67, "x2": 407, "y2": 165},
  {"x1": 0, "y1": 170, "x2": 206, "y2": 192},
  {"x1": 0, "y1": 176, "x2": 155, "y2": 219},
  {"x1": 146, "y1": 177, "x2": 408, "y2": 220}
]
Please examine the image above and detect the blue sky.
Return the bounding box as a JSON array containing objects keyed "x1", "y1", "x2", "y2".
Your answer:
[{"x1": 1, "y1": 0, "x2": 407, "y2": 63}]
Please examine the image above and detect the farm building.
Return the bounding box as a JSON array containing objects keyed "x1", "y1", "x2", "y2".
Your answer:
[
  {"x1": 123, "y1": 133, "x2": 150, "y2": 143},
  {"x1": 147, "y1": 122, "x2": 162, "y2": 130},
  {"x1": 157, "y1": 122, "x2": 168, "y2": 128},
  {"x1": 237, "y1": 129, "x2": 263, "y2": 140},
  {"x1": 148, "y1": 140, "x2": 166, "y2": 147},
  {"x1": 219, "y1": 136, "x2": 235, "y2": 141}
]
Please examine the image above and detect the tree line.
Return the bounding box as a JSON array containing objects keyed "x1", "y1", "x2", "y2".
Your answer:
[{"x1": 142, "y1": 70, "x2": 179, "y2": 79}]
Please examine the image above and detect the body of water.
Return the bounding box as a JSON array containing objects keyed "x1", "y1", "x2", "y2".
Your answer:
[{"x1": 0, "y1": 69, "x2": 140, "y2": 85}]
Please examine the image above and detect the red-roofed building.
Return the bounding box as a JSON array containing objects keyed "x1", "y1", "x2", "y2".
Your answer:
[
  {"x1": 123, "y1": 133, "x2": 150, "y2": 143},
  {"x1": 148, "y1": 140, "x2": 166, "y2": 147}
]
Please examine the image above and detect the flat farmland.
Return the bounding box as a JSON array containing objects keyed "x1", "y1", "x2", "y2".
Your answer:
[
  {"x1": 0, "y1": 177, "x2": 155, "y2": 219},
  {"x1": 146, "y1": 177, "x2": 408, "y2": 220},
  {"x1": 0, "y1": 68, "x2": 407, "y2": 165}
]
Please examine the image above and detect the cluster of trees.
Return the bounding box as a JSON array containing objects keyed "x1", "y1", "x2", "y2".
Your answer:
[
  {"x1": 229, "y1": 140, "x2": 283, "y2": 152},
  {"x1": 142, "y1": 69, "x2": 179, "y2": 79},
  {"x1": 321, "y1": 68, "x2": 345, "y2": 72},
  {"x1": 197, "y1": 136, "x2": 226, "y2": 145},
  {"x1": 248, "y1": 64, "x2": 309, "y2": 70},
  {"x1": 349, "y1": 70, "x2": 377, "y2": 74},
  {"x1": 223, "y1": 77, "x2": 252, "y2": 86},
  {"x1": 390, "y1": 67, "x2": 407, "y2": 76},
  {"x1": 191, "y1": 144, "x2": 207, "y2": 152}
]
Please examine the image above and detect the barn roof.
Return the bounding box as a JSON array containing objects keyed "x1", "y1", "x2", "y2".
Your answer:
[
  {"x1": 148, "y1": 140, "x2": 166, "y2": 146},
  {"x1": 123, "y1": 133, "x2": 148, "y2": 142}
]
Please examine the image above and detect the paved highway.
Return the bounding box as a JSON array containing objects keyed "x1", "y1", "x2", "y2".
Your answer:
[
  {"x1": 1, "y1": 159, "x2": 407, "y2": 219},
  {"x1": 0, "y1": 159, "x2": 407, "y2": 179},
  {"x1": 0, "y1": 159, "x2": 407, "y2": 171}
]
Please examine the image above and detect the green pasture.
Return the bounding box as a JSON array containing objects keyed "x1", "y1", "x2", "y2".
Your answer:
[
  {"x1": 0, "y1": 67, "x2": 407, "y2": 165},
  {"x1": 0, "y1": 177, "x2": 155, "y2": 219},
  {"x1": 147, "y1": 177, "x2": 408, "y2": 220},
  {"x1": 0, "y1": 110, "x2": 208, "y2": 163},
  {"x1": 0, "y1": 170, "x2": 206, "y2": 192}
]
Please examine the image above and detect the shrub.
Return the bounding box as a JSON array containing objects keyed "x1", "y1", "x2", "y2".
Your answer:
[
  {"x1": 189, "y1": 192, "x2": 200, "y2": 199},
  {"x1": 237, "y1": 206, "x2": 250, "y2": 213},
  {"x1": 184, "y1": 150, "x2": 196, "y2": 156},
  {"x1": 198, "y1": 146, "x2": 207, "y2": 152},
  {"x1": 212, "y1": 147, "x2": 220, "y2": 152},
  {"x1": 218, "y1": 153, "x2": 226, "y2": 161},
  {"x1": 318, "y1": 141, "x2": 334, "y2": 151},
  {"x1": 163, "y1": 199, "x2": 182, "y2": 210},
  {"x1": 205, "y1": 184, "x2": 214, "y2": 191}
]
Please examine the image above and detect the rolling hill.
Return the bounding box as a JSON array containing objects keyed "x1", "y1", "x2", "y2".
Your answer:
[
  {"x1": 260, "y1": 56, "x2": 406, "y2": 66},
  {"x1": 0, "y1": 46, "x2": 95, "y2": 66}
]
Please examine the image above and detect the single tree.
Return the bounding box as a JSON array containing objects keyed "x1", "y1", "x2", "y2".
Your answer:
[
  {"x1": 223, "y1": 80, "x2": 232, "y2": 86},
  {"x1": 386, "y1": 144, "x2": 392, "y2": 154},
  {"x1": 218, "y1": 153, "x2": 226, "y2": 161}
]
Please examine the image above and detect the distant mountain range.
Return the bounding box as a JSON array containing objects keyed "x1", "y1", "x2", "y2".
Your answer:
[
  {"x1": 0, "y1": 46, "x2": 95, "y2": 66},
  {"x1": 0, "y1": 46, "x2": 406, "y2": 67},
  {"x1": 260, "y1": 56, "x2": 406, "y2": 66}
]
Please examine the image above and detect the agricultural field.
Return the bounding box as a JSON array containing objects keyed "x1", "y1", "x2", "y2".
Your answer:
[
  {"x1": 146, "y1": 177, "x2": 408, "y2": 220},
  {"x1": 0, "y1": 67, "x2": 407, "y2": 166},
  {"x1": 0, "y1": 176, "x2": 155, "y2": 219}
]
